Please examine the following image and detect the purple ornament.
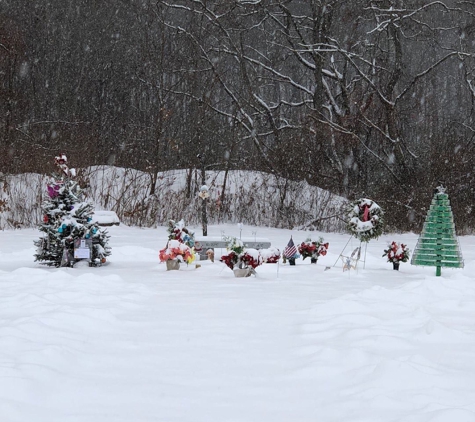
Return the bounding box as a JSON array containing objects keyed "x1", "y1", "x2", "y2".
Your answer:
[{"x1": 47, "y1": 184, "x2": 60, "y2": 198}]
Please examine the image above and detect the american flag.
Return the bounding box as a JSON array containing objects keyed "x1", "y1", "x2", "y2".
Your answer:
[{"x1": 283, "y1": 236, "x2": 298, "y2": 258}]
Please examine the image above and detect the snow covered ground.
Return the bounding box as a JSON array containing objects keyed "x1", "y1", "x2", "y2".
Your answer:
[{"x1": 1, "y1": 224, "x2": 475, "y2": 422}]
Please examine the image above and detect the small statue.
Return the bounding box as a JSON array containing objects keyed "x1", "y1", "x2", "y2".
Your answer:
[{"x1": 206, "y1": 248, "x2": 215, "y2": 262}]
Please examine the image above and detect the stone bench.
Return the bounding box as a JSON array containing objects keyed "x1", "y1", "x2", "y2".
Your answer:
[
  {"x1": 195, "y1": 236, "x2": 271, "y2": 260},
  {"x1": 91, "y1": 210, "x2": 120, "y2": 226}
]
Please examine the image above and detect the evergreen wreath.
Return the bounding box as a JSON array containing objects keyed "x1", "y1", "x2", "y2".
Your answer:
[{"x1": 347, "y1": 198, "x2": 384, "y2": 242}]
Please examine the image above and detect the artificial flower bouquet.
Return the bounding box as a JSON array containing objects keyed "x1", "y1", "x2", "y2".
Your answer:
[
  {"x1": 382, "y1": 241, "x2": 410, "y2": 264},
  {"x1": 159, "y1": 239, "x2": 195, "y2": 265},
  {"x1": 259, "y1": 247, "x2": 281, "y2": 264},
  {"x1": 240, "y1": 249, "x2": 262, "y2": 269},
  {"x1": 298, "y1": 237, "x2": 329, "y2": 262},
  {"x1": 220, "y1": 236, "x2": 244, "y2": 270},
  {"x1": 220, "y1": 237, "x2": 263, "y2": 276},
  {"x1": 220, "y1": 250, "x2": 239, "y2": 270}
]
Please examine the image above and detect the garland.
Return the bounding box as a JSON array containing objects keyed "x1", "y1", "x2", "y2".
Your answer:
[{"x1": 347, "y1": 198, "x2": 384, "y2": 242}]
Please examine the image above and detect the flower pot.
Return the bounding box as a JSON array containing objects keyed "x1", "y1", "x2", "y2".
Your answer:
[
  {"x1": 233, "y1": 267, "x2": 252, "y2": 277},
  {"x1": 393, "y1": 262, "x2": 400, "y2": 271},
  {"x1": 310, "y1": 258, "x2": 317, "y2": 264},
  {"x1": 166, "y1": 259, "x2": 180, "y2": 271},
  {"x1": 288, "y1": 258, "x2": 296, "y2": 266}
]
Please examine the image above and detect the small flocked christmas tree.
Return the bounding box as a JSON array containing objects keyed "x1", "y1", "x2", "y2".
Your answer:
[
  {"x1": 411, "y1": 186, "x2": 463, "y2": 276},
  {"x1": 165, "y1": 219, "x2": 196, "y2": 248},
  {"x1": 34, "y1": 154, "x2": 111, "y2": 267}
]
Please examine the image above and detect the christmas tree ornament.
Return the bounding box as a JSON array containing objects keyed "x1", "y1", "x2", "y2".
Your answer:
[
  {"x1": 54, "y1": 153, "x2": 76, "y2": 178},
  {"x1": 47, "y1": 184, "x2": 61, "y2": 198},
  {"x1": 411, "y1": 186, "x2": 464, "y2": 276}
]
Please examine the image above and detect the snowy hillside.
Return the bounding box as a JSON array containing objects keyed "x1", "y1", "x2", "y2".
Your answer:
[
  {"x1": 1, "y1": 224, "x2": 475, "y2": 422},
  {"x1": 0, "y1": 167, "x2": 346, "y2": 231}
]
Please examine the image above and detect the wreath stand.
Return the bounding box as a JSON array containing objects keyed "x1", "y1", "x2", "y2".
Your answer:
[
  {"x1": 335, "y1": 197, "x2": 383, "y2": 271},
  {"x1": 332, "y1": 235, "x2": 367, "y2": 271}
]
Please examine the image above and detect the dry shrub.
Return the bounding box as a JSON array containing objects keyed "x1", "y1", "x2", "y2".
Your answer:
[{"x1": 2, "y1": 166, "x2": 347, "y2": 231}]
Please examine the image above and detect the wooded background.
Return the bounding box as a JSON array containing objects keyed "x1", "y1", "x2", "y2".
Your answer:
[{"x1": 1, "y1": 1, "x2": 475, "y2": 232}]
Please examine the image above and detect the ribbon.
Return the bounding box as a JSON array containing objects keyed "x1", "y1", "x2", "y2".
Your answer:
[{"x1": 361, "y1": 204, "x2": 371, "y2": 222}]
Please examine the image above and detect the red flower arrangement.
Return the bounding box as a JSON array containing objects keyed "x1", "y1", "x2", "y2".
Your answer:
[
  {"x1": 240, "y1": 250, "x2": 262, "y2": 268},
  {"x1": 220, "y1": 237, "x2": 263, "y2": 272},
  {"x1": 221, "y1": 251, "x2": 239, "y2": 270},
  {"x1": 159, "y1": 239, "x2": 195, "y2": 264},
  {"x1": 259, "y1": 247, "x2": 281, "y2": 264},
  {"x1": 298, "y1": 237, "x2": 329, "y2": 261},
  {"x1": 382, "y1": 241, "x2": 410, "y2": 264}
]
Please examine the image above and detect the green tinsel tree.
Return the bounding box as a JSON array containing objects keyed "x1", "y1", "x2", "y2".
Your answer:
[
  {"x1": 34, "y1": 154, "x2": 111, "y2": 267},
  {"x1": 411, "y1": 186, "x2": 463, "y2": 276}
]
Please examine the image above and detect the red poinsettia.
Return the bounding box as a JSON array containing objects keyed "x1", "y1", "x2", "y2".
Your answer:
[
  {"x1": 259, "y1": 247, "x2": 281, "y2": 264},
  {"x1": 240, "y1": 250, "x2": 263, "y2": 269},
  {"x1": 220, "y1": 251, "x2": 239, "y2": 270},
  {"x1": 298, "y1": 237, "x2": 329, "y2": 261},
  {"x1": 220, "y1": 237, "x2": 264, "y2": 271},
  {"x1": 383, "y1": 241, "x2": 410, "y2": 263}
]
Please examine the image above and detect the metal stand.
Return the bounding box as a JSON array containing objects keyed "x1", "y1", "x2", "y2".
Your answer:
[
  {"x1": 332, "y1": 235, "x2": 353, "y2": 268},
  {"x1": 333, "y1": 235, "x2": 366, "y2": 271}
]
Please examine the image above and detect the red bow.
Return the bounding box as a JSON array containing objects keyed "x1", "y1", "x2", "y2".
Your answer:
[{"x1": 360, "y1": 204, "x2": 371, "y2": 222}]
